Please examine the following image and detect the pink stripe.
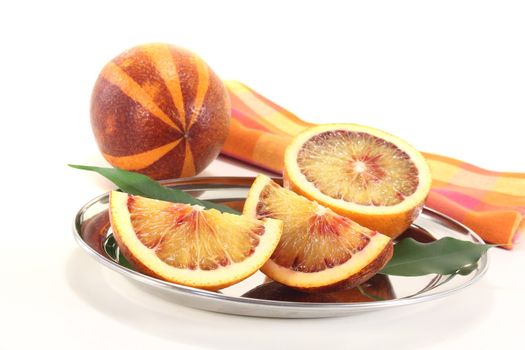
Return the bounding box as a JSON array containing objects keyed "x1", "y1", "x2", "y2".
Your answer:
[
  {"x1": 434, "y1": 189, "x2": 525, "y2": 214},
  {"x1": 433, "y1": 189, "x2": 482, "y2": 211},
  {"x1": 231, "y1": 108, "x2": 272, "y2": 132}
]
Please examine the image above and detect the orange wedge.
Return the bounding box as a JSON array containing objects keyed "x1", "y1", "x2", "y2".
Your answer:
[
  {"x1": 109, "y1": 191, "x2": 282, "y2": 290},
  {"x1": 284, "y1": 124, "x2": 432, "y2": 238},
  {"x1": 243, "y1": 175, "x2": 393, "y2": 293}
]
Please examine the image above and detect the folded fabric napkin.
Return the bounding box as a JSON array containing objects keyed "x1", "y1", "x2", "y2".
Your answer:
[{"x1": 222, "y1": 81, "x2": 524, "y2": 249}]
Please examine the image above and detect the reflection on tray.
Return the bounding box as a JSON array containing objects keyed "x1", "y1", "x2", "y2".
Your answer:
[
  {"x1": 80, "y1": 210, "x2": 111, "y2": 256},
  {"x1": 242, "y1": 274, "x2": 395, "y2": 303}
]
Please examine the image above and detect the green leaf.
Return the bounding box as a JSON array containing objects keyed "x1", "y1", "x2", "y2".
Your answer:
[
  {"x1": 380, "y1": 237, "x2": 493, "y2": 276},
  {"x1": 68, "y1": 164, "x2": 239, "y2": 214}
]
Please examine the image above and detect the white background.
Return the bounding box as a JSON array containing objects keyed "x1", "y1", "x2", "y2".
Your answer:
[{"x1": 1, "y1": 1, "x2": 524, "y2": 349}]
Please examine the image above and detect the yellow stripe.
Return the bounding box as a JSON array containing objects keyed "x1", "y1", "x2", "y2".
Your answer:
[
  {"x1": 141, "y1": 44, "x2": 186, "y2": 130},
  {"x1": 225, "y1": 80, "x2": 314, "y2": 128},
  {"x1": 230, "y1": 83, "x2": 309, "y2": 136},
  {"x1": 102, "y1": 62, "x2": 181, "y2": 131},
  {"x1": 428, "y1": 158, "x2": 525, "y2": 196},
  {"x1": 103, "y1": 139, "x2": 182, "y2": 170},
  {"x1": 187, "y1": 56, "x2": 209, "y2": 129},
  {"x1": 180, "y1": 141, "x2": 196, "y2": 177}
]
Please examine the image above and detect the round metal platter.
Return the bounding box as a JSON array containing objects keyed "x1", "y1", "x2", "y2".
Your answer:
[{"x1": 73, "y1": 177, "x2": 488, "y2": 318}]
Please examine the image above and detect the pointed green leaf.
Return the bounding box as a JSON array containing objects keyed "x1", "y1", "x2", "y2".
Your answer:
[
  {"x1": 381, "y1": 237, "x2": 493, "y2": 276},
  {"x1": 68, "y1": 164, "x2": 239, "y2": 214}
]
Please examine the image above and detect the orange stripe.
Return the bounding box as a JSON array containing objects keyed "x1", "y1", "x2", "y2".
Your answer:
[
  {"x1": 222, "y1": 119, "x2": 289, "y2": 173},
  {"x1": 426, "y1": 157, "x2": 525, "y2": 196},
  {"x1": 102, "y1": 62, "x2": 181, "y2": 132},
  {"x1": 180, "y1": 141, "x2": 196, "y2": 177},
  {"x1": 103, "y1": 139, "x2": 182, "y2": 170},
  {"x1": 427, "y1": 191, "x2": 519, "y2": 247},
  {"x1": 432, "y1": 179, "x2": 525, "y2": 208},
  {"x1": 227, "y1": 81, "x2": 315, "y2": 128},
  {"x1": 142, "y1": 45, "x2": 186, "y2": 130},
  {"x1": 229, "y1": 93, "x2": 274, "y2": 132},
  {"x1": 423, "y1": 152, "x2": 525, "y2": 179},
  {"x1": 252, "y1": 132, "x2": 292, "y2": 173},
  {"x1": 225, "y1": 81, "x2": 309, "y2": 136},
  {"x1": 187, "y1": 56, "x2": 209, "y2": 130},
  {"x1": 230, "y1": 94, "x2": 294, "y2": 135},
  {"x1": 222, "y1": 119, "x2": 259, "y2": 162},
  {"x1": 232, "y1": 109, "x2": 273, "y2": 132}
]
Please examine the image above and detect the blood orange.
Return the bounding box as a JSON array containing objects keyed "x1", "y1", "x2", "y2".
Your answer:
[
  {"x1": 284, "y1": 124, "x2": 432, "y2": 238},
  {"x1": 243, "y1": 175, "x2": 393, "y2": 292},
  {"x1": 91, "y1": 43, "x2": 230, "y2": 180},
  {"x1": 109, "y1": 191, "x2": 282, "y2": 290}
]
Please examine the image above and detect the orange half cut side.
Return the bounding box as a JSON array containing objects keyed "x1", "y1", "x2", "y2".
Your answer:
[{"x1": 284, "y1": 123, "x2": 432, "y2": 237}]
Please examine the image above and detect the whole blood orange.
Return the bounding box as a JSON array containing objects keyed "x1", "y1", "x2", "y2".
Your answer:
[
  {"x1": 91, "y1": 43, "x2": 230, "y2": 180},
  {"x1": 243, "y1": 175, "x2": 393, "y2": 293},
  {"x1": 284, "y1": 124, "x2": 432, "y2": 238},
  {"x1": 109, "y1": 191, "x2": 282, "y2": 290}
]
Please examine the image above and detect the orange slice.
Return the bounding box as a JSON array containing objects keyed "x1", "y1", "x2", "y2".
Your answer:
[
  {"x1": 109, "y1": 191, "x2": 282, "y2": 290},
  {"x1": 243, "y1": 175, "x2": 393, "y2": 292},
  {"x1": 284, "y1": 123, "x2": 432, "y2": 238}
]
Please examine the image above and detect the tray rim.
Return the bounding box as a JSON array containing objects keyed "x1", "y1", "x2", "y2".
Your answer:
[{"x1": 72, "y1": 176, "x2": 489, "y2": 315}]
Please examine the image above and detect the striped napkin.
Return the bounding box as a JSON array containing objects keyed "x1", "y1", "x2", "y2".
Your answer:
[{"x1": 221, "y1": 81, "x2": 524, "y2": 249}]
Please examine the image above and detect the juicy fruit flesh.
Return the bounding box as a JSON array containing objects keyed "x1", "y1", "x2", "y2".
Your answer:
[
  {"x1": 256, "y1": 181, "x2": 376, "y2": 273},
  {"x1": 296, "y1": 130, "x2": 419, "y2": 206},
  {"x1": 127, "y1": 196, "x2": 264, "y2": 271}
]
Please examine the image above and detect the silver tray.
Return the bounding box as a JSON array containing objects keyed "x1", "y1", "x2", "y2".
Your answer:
[{"x1": 72, "y1": 176, "x2": 488, "y2": 318}]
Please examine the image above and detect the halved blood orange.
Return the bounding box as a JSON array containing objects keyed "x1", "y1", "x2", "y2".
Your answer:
[
  {"x1": 243, "y1": 175, "x2": 393, "y2": 292},
  {"x1": 284, "y1": 124, "x2": 432, "y2": 238},
  {"x1": 109, "y1": 191, "x2": 282, "y2": 290}
]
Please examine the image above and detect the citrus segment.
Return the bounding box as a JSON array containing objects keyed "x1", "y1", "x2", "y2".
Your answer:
[
  {"x1": 109, "y1": 191, "x2": 282, "y2": 290},
  {"x1": 284, "y1": 124, "x2": 432, "y2": 238},
  {"x1": 243, "y1": 175, "x2": 393, "y2": 292}
]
